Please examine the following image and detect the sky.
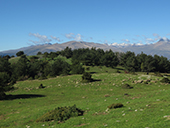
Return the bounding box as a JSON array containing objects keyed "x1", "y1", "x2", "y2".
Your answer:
[{"x1": 1, "y1": 0, "x2": 170, "y2": 51}]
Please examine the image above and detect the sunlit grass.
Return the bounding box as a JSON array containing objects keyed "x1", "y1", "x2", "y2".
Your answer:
[{"x1": 1, "y1": 66, "x2": 170, "y2": 127}]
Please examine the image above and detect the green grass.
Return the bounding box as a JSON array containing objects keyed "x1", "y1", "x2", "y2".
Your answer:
[
  {"x1": 1, "y1": 67, "x2": 170, "y2": 128},
  {"x1": 9, "y1": 57, "x2": 21, "y2": 64}
]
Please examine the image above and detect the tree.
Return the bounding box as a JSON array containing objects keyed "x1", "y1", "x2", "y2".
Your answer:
[
  {"x1": 61, "y1": 47, "x2": 73, "y2": 59},
  {"x1": 81, "y1": 72, "x2": 92, "y2": 82},
  {"x1": 0, "y1": 58, "x2": 15, "y2": 99},
  {"x1": 100, "y1": 50, "x2": 119, "y2": 68},
  {"x1": 37, "y1": 51, "x2": 42, "y2": 55},
  {"x1": 119, "y1": 51, "x2": 135, "y2": 67},
  {"x1": 71, "y1": 59, "x2": 84, "y2": 74},
  {"x1": 44, "y1": 58, "x2": 71, "y2": 77},
  {"x1": 143, "y1": 55, "x2": 156, "y2": 72},
  {"x1": 154, "y1": 55, "x2": 170, "y2": 72},
  {"x1": 0, "y1": 72, "x2": 12, "y2": 99},
  {"x1": 16, "y1": 51, "x2": 24, "y2": 57},
  {"x1": 125, "y1": 55, "x2": 139, "y2": 72},
  {"x1": 48, "y1": 52, "x2": 58, "y2": 60},
  {"x1": 0, "y1": 58, "x2": 11, "y2": 75},
  {"x1": 141, "y1": 62, "x2": 144, "y2": 72},
  {"x1": 12, "y1": 55, "x2": 30, "y2": 80}
]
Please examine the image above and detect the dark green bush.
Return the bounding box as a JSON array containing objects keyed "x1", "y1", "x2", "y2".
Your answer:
[
  {"x1": 39, "y1": 84, "x2": 45, "y2": 89},
  {"x1": 116, "y1": 70, "x2": 121, "y2": 73},
  {"x1": 143, "y1": 81, "x2": 148, "y2": 84},
  {"x1": 130, "y1": 72, "x2": 137, "y2": 75},
  {"x1": 38, "y1": 75, "x2": 47, "y2": 80},
  {"x1": 108, "y1": 103, "x2": 124, "y2": 109},
  {"x1": 160, "y1": 77, "x2": 170, "y2": 83},
  {"x1": 154, "y1": 72, "x2": 163, "y2": 77},
  {"x1": 36, "y1": 104, "x2": 84, "y2": 122},
  {"x1": 81, "y1": 72, "x2": 93, "y2": 83},
  {"x1": 86, "y1": 67, "x2": 90, "y2": 71},
  {"x1": 122, "y1": 84, "x2": 133, "y2": 89}
]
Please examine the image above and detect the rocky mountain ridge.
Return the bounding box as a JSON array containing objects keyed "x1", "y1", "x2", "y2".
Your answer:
[{"x1": 1, "y1": 38, "x2": 170, "y2": 59}]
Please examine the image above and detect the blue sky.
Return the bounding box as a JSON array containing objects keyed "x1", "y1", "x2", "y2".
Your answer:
[{"x1": 1, "y1": 0, "x2": 170, "y2": 51}]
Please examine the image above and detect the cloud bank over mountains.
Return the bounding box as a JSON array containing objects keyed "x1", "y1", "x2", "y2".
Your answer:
[{"x1": 28, "y1": 32, "x2": 170, "y2": 47}]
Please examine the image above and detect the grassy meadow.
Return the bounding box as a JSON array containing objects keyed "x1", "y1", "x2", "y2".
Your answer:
[{"x1": 1, "y1": 66, "x2": 170, "y2": 128}]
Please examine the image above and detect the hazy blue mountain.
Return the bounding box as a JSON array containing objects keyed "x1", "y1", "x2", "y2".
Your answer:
[{"x1": 1, "y1": 39, "x2": 170, "y2": 59}]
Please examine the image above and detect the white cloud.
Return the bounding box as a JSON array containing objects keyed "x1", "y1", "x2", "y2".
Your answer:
[
  {"x1": 85, "y1": 37, "x2": 93, "y2": 41},
  {"x1": 153, "y1": 33, "x2": 161, "y2": 41},
  {"x1": 28, "y1": 40, "x2": 40, "y2": 44},
  {"x1": 74, "y1": 34, "x2": 82, "y2": 41},
  {"x1": 104, "y1": 40, "x2": 108, "y2": 44},
  {"x1": 145, "y1": 38, "x2": 154, "y2": 44},
  {"x1": 65, "y1": 33, "x2": 74, "y2": 39},
  {"x1": 50, "y1": 35, "x2": 61, "y2": 42},
  {"x1": 29, "y1": 33, "x2": 52, "y2": 44},
  {"x1": 65, "y1": 33, "x2": 83, "y2": 41},
  {"x1": 121, "y1": 39, "x2": 130, "y2": 43}
]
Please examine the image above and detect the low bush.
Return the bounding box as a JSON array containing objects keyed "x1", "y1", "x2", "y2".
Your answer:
[
  {"x1": 122, "y1": 84, "x2": 133, "y2": 89},
  {"x1": 160, "y1": 77, "x2": 170, "y2": 83},
  {"x1": 108, "y1": 103, "x2": 124, "y2": 109},
  {"x1": 143, "y1": 81, "x2": 148, "y2": 84},
  {"x1": 36, "y1": 104, "x2": 84, "y2": 122},
  {"x1": 130, "y1": 72, "x2": 137, "y2": 75},
  {"x1": 39, "y1": 84, "x2": 45, "y2": 89},
  {"x1": 116, "y1": 70, "x2": 121, "y2": 73},
  {"x1": 38, "y1": 76, "x2": 47, "y2": 80},
  {"x1": 81, "y1": 72, "x2": 93, "y2": 83},
  {"x1": 86, "y1": 67, "x2": 90, "y2": 71},
  {"x1": 154, "y1": 72, "x2": 163, "y2": 77}
]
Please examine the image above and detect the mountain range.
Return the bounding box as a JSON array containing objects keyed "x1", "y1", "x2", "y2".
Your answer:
[{"x1": 1, "y1": 38, "x2": 170, "y2": 59}]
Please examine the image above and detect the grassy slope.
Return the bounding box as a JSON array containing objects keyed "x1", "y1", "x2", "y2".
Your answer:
[{"x1": 1, "y1": 66, "x2": 170, "y2": 128}]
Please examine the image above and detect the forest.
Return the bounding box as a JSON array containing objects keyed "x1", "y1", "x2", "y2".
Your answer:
[{"x1": 1, "y1": 47, "x2": 170, "y2": 99}]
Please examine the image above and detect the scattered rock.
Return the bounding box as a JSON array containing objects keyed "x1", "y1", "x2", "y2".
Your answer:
[{"x1": 104, "y1": 94, "x2": 110, "y2": 97}]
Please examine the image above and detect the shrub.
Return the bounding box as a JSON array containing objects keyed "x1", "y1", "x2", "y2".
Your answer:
[
  {"x1": 28, "y1": 77, "x2": 34, "y2": 80},
  {"x1": 34, "y1": 75, "x2": 39, "y2": 79},
  {"x1": 116, "y1": 70, "x2": 121, "y2": 73},
  {"x1": 160, "y1": 77, "x2": 170, "y2": 83},
  {"x1": 81, "y1": 72, "x2": 93, "y2": 83},
  {"x1": 86, "y1": 67, "x2": 90, "y2": 71},
  {"x1": 154, "y1": 72, "x2": 163, "y2": 77},
  {"x1": 143, "y1": 81, "x2": 148, "y2": 84},
  {"x1": 108, "y1": 103, "x2": 124, "y2": 109},
  {"x1": 39, "y1": 84, "x2": 45, "y2": 89},
  {"x1": 0, "y1": 92, "x2": 6, "y2": 100},
  {"x1": 38, "y1": 75, "x2": 47, "y2": 80},
  {"x1": 0, "y1": 72, "x2": 15, "y2": 100},
  {"x1": 36, "y1": 104, "x2": 84, "y2": 122},
  {"x1": 130, "y1": 72, "x2": 137, "y2": 75},
  {"x1": 122, "y1": 84, "x2": 133, "y2": 89},
  {"x1": 16, "y1": 51, "x2": 24, "y2": 56}
]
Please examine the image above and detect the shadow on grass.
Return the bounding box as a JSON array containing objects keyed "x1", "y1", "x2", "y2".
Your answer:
[
  {"x1": 114, "y1": 67, "x2": 124, "y2": 70},
  {"x1": 91, "y1": 79, "x2": 102, "y2": 82},
  {"x1": 81, "y1": 79, "x2": 101, "y2": 83},
  {"x1": 89, "y1": 72, "x2": 97, "y2": 74},
  {"x1": 3, "y1": 94, "x2": 46, "y2": 100}
]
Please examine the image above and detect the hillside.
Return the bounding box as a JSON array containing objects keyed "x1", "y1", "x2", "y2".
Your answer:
[{"x1": 1, "y1": 66, "x2": 170, "y2": 127}]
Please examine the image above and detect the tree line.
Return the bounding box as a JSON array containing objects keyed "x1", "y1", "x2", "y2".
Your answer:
[{"x1": 1, "y1": 47, "x2": 170, "y2": 99}]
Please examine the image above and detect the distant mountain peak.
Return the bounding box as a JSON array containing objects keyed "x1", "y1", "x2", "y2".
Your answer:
[
  {"x1": 110, "y1": 42, "x2": 145, "y2": 47},
  {"x1": 159, "y1": 37, "x2": 170, "y2": 42}
]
